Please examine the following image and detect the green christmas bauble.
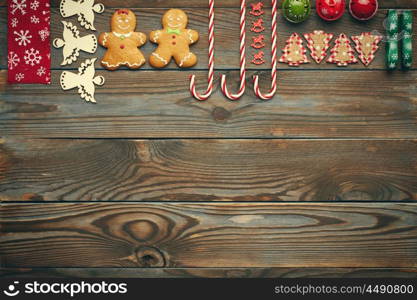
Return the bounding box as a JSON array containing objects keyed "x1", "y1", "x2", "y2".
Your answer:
[{"x1": 282, "y1": 0, "x2": 311, "y2": 23}]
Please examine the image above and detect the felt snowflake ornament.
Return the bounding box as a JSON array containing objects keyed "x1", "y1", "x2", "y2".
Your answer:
[
  {"x1": 304, "y1": 30, "x2": 333, "y2": 64},
  {"x1": 351, "y1": 32, "x2": 382, "y2": 66},
  {"x1": 279, "y1": 33, "x2": 309, "y2": 66},
  {"x1": 327, "y1": 33, "x2": 358, "y2": 67}
]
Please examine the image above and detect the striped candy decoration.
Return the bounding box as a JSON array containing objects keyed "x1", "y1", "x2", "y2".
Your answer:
[
  {"x1": 190, "y1": 0, "x2": 215, "y2": 101},
  {"x1": 253, "y1": 0, "x2": 278, "y2": 100},
  {"x1": 220, "y1": 0, "x2": 247, "y2": 101}
]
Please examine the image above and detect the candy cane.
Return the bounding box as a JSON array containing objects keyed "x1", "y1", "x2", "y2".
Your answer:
[
  {"x1": 253, "y1": 0, "x2": 278, "y2": 100},
  {"x1": 220, "y1": 0, "x2": 246, "y2": 101},
  {"x1": 190, "y1": 0, "x2": 215, "y2": 101}
]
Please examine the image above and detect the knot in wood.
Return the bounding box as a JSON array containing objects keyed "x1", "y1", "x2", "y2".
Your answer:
[
  {"x1": 135, "y1": 246, "x2": 166, "y2": 267},
  {"x1": 212, "y1": 107, "x2": 231, "y2": 122}
]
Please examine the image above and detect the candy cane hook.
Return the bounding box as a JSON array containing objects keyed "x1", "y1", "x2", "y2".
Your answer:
[
  {"x1": 253, "y1": 0, "x2": 278, "y2": 100},
  {"x1": 220, "y1": 0, "x2": 247, "y2": 101},
  {"x1": 190, "y1": 0, "x2": 215, "y2": 101}
]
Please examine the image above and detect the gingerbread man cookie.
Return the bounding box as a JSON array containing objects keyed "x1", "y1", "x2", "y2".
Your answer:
[
  {"x1": 98, "y1": 9, "x2": 147, "y2": 70},
  {"x1": 149, "y1": 9, "x2": 199, "y2": 68}
]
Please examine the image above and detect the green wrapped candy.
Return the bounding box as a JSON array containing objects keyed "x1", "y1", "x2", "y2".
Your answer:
[
  {"x1": 282, "y1": 0, "x2": 311, "y2": 23},
  {"x1": 386, "y1": 10, "x2": 399, "y2": 70},
  {"x1": 387, "y1": 9, "x2": 399, "y2": 36},
  {"x1": 401, "y1": 10, "x2": 413, "y2": 69},
  {"x1": 387, "y1": 37, "x2": 399, "y2": 70}
]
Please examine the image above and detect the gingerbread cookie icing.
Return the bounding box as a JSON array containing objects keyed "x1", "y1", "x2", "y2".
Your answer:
[
  {"x1": 150, "y1": 9, "x2": 199, "y2": 68},
  {"x1": 98, "y1": 9, "x2": 147, "y2": 70}
]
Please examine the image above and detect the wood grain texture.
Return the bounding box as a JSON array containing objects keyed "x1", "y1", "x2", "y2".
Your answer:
[
  {"x1": 1, "y1": 0, "x2": 417, "y2": 8},
  {"x1": 1, "y1": 0, "x2": 417, "y2": 278},
  {"x1": 1, "y1": 268, "x2": 417, "y2": 278},
  {"x1": 1, "y1": 203, "x2": 416, "y2": 267},
  {"x1": 1, "y1": 138, "x2": 416, "y2": 201},
  {"x1": 2, "y1": 70, "x2": 417, "y2": 139},
  {"x1": 1, "y1": 9, "x2": 417, "y2": 70}
]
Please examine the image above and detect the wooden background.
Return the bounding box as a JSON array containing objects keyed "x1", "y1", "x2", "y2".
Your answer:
[{"x1": 1, "y1": 0, "x2": 417, "y2": 278}]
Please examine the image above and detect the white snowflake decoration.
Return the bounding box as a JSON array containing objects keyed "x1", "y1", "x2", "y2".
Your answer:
[
  {"x1": 14, "y1": 29, "x2": 32, "y2": 46},
  {"x1": 31, "y1": 15, "x2": 40, "y2": 24},
  {"x1": 37, "y1": 66, "x2": 46, "y2": 76},
  {"x1": 11, "y1": 0, "x2": 27, "y2": 15},
  {"x1": 389, "y1": 23, "x2": 398, "y2": 31},
  {"x1": 8, "y1": 52, "x2": 20, "y2": 70},
  {"x1": 30, "y1": 0, "x2": 39, "y2": 10},
  {"x1": 24, "y1": 48, "x2": 42, "y2": 66},
  {"x1": 38, "y1": 27, "x2": 49, "y2": 42},
  {"x1": 11, "y1": 18, "x2": 18, "y2": 28},
  {"x1": 15, "y1": 73, "x2": 25, "y2": 82}
]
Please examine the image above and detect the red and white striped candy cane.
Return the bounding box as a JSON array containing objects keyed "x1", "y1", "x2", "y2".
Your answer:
[
  {"x1": 220, "y1": 0, "x2": 246, "y2": 101},
  {"x1": 190, "y1": 0, "x2": 215, "y2": 101},
  {"x1": 253, "y1": 0, "x2": 278, "y2": 100}
]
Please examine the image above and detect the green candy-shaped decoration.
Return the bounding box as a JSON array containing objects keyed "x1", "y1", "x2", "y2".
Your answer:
[
  {"x1": 386, "y1": 10, "x2": 399, "y2": 70},
  {"x1": 282, "y1": 0, "x2": 311, "y2": 23},
  {"x1": 401, "y1": 10, "x2": 413, "y2": 69}
]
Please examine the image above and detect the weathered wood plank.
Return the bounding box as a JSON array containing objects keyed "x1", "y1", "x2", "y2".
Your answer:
[
  {"x1": 1, "y1": 203, "x2": 416, "y2": 267},
  {"x1": 1, "y1": 0, "x2": 417, "y2": 8},
  {"x1": 1, "y1": 9, "x2": 417, "y2": 70},
  {"x1": 1, "y1": 268, "x2": 417, "y2": 278},
  {"x1": 1, "y1": 70, "x2": 417, "y2": 139},
  {"x1": 1, "y1": 139, "x2": 416, "y2": 201}
]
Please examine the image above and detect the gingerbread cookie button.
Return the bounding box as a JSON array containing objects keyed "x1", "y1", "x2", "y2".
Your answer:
[
  {"x1": 98, "y1": 9, "x2": 147, "y2": 70},
  {"x1": 150, "y1": 9, "x2": 199, "y2": 68}
]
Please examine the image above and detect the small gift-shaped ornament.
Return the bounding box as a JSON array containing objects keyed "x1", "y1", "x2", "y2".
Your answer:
[
  {"x1": 279, "y1": 33, "x2": 309, "y2": 66},
  {"x1": 351, "y1": 32, "x2": 382, "y2": 66},
  {"x1": 327, "y1": 33, "x2": 358, "y2": 67},
  {"x1": 304, "y1": 30, "x2": 334, "y2": 64}
]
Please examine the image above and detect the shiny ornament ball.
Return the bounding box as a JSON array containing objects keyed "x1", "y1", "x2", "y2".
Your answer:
[
  {"x1": 282, "y1": 0, "x2": 311, "y2": 23},
  {"x1": 316, "y1": 0, "x2": 346, "y2": 22},
  {"x1": 349, "y1": 0, "x2": 378, "y2": 21}
]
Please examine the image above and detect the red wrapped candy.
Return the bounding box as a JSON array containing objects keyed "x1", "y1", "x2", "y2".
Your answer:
[
  {"x1": 316, "y1": 0, "x2": 346, "y2": 22},
  {"x1": 349, "y1": 0, "x2": 378, "y2": 21}
]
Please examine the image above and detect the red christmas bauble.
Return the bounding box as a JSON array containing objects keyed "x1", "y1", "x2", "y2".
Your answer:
[
  {"x1": 349, "y1": 0, "x2": 378, "y2": 21},
  {"x1": 316, "y1": 0, "x2": 346, "y2": 21}
]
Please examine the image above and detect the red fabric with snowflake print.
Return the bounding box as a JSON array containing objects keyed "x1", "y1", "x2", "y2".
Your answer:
[{"x1": 8, "y1": 0, "x2": 51, "y2": 84}]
